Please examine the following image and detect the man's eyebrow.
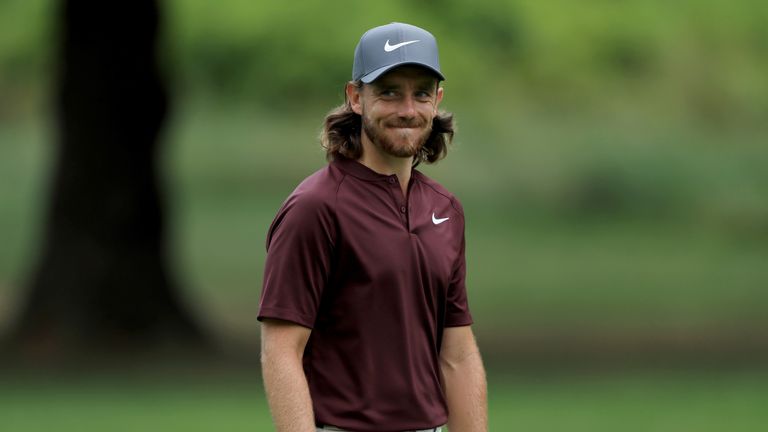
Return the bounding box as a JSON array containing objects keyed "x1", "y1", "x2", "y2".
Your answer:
[{"x1": 416, "y1": 81, "x2": 437, "y2": 91}]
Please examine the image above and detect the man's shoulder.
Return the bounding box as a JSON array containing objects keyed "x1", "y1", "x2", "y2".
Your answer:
[
  {"x1": 413, "y1": 170, "x2": 464, "y2": 217},
  {"x1": 266, "y1": 163, "x2": 344, "y2": 246},
  {"x1": 283, "y1": 162, "x2": 347, "y2": 212}
]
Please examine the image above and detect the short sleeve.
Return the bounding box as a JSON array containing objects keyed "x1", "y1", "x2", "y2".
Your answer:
[
  {"x1": 258, "y1": 191, "x2": 336, "y2": 329},
  {"x1": 445, "y1": 208, "x2": 473, "y2": 327}
]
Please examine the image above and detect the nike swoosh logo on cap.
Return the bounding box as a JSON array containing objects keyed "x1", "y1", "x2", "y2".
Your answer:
[
  {"x1": 432, "y1": 212, "x2": 449, "y2": 225},
  {"x1": 384, "y1": 39, "x2": 420, "y2": 52}
]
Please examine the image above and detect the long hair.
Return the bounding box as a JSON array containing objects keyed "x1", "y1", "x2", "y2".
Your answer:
[{"x1": 320, "y1": 83, "x2": 455, "y2": 167}]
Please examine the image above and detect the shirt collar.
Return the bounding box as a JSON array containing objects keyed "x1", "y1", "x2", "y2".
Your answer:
[{"x1": 332, "y1": 155, "x2": 411, "y2": 182}]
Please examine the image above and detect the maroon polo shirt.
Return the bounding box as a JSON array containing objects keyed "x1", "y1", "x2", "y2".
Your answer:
[{"x1": 258, "y1": 156, "x2": 473, "y2": 431}]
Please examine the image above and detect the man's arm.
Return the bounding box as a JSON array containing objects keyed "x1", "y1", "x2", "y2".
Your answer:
[
  {"x1": 260, "y1": 318, "x2": 316, "y2": 432},
  {"x1": 440, "y1": 325, "x2": 488, "y2": 432}
]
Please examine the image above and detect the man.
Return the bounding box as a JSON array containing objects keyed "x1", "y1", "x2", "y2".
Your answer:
[{"x1": 258, "y1": 22, "x2": 487, "y2": 432}]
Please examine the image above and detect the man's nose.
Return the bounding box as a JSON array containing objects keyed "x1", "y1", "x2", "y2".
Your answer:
[{"x1": 396, "y1": 95, "x2": 418, "y2": 118}]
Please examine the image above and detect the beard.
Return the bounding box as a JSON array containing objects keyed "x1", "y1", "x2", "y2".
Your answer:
[{"x1": 361, "y1": 113, "x2": 432, "y2": 158}]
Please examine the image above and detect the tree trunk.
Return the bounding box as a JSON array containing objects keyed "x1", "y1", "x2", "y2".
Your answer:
[{"x1": 7, "y1": 0, "x2": 207, "y2": 358}]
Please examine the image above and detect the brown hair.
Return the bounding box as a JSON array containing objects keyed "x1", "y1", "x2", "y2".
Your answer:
[{"x1": 320, "y1": 82, "x2": 455, "y2": 167}]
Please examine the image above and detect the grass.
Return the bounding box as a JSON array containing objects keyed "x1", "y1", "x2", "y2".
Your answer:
[
  {"x1": 491, "y1": 369, "x2": 768, "y2": 431},
  {"x1": 1, "y1": 369, "x2": 766, "y2": 431},
  {"x1": 0, "y1": 370, "x2": 272, "y2": 432}
]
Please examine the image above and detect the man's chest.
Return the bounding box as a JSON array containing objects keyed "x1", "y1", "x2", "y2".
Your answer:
[{"x1": 334, "y1": 183, "x2": 462, "y2": 287}]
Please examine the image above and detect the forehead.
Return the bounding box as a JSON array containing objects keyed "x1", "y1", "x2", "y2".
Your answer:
[{"x1": 370, "y1": 65, "x2": 440, "y2": 87}]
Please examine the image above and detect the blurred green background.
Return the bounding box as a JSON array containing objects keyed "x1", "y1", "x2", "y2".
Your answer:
[{"x1": 1, "y1": 0, "x2": 767, "y2": 430}]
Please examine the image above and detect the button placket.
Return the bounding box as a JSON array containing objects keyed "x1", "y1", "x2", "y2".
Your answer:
[{"x1": 384, "y1": 175, "x2": 410, "y2": 230}]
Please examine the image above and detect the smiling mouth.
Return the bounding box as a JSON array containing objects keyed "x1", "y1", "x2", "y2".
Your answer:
[{"x1": 388, "y1": 124, "x2": 422, "y2": 129}]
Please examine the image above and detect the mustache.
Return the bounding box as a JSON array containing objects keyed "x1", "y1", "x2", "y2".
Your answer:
[{"x1": 385, "y1": 118, "x2": 429, "y2": 128}]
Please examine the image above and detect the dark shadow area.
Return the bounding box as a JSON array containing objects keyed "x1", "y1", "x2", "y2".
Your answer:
[{"x1": 3, "y1": 0, "x2": 209, "y2": 364}]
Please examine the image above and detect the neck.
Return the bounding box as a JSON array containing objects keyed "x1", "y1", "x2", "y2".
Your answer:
[{"x1": 358, "y1": 135, "x2": 413, "y2": 197}]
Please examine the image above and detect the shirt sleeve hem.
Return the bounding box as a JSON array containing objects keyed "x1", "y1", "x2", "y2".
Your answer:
[
  {"x1": 257, "y1": 307, "x2": 315, "y2": 329},
  {"x1": 444, "y1": 316, "x2": 474, "y2": 327}
]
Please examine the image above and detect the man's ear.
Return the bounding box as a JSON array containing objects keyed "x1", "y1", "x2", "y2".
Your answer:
[
  {"x1": 434, "y1": 86, "x2": 444, "y2": 113},
  {"x1": 346, "y1": 82, "x2": 363, "y2": 115}
]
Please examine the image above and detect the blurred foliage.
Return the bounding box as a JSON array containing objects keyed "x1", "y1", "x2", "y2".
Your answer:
[
  {"x1": 0, "y1": 0, "x2": 53, "y2": 118},
  {"x1": 2, "y1": 0, "x2": 767, "y2": 120},
  {"x1": 1, "y1": 0, "x2": 767, "y2": 350}
]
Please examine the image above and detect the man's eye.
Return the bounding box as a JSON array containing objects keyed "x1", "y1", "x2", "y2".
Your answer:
[{"x1": 380, "y1": 90, "x2": 397, "y2": 97}]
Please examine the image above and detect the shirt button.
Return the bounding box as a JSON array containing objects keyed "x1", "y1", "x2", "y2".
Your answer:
[
  {"x1": 400, "y1": 206, "x2": 407, "y2": 213},
  {"x1": 388, "y1": 178, "x2": 396, "y2": 184}
]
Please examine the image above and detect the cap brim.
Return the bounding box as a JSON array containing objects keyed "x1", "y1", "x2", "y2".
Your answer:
[{"x1": 360, "y1": 62, "x2": 445, "y2": 83}]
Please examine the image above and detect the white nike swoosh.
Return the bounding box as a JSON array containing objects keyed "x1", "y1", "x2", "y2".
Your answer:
[
  {"x1": 384, "y1": 39, "x2": 420, "y2": 52},
  {"x1": 432, "y1": 212, "x2": 449, "y2": 225}
]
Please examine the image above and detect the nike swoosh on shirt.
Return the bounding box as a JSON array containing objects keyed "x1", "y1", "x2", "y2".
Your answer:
[
  {"x1": 384, "y1": 39, "x2": 420, "y2": 52},
  {"x1": 432, "y1": 212, "x2": 449, "y2": 225}
]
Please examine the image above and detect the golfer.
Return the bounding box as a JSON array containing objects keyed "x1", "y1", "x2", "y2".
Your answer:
[{"x1": 258, "y1": 22, "x2": 487, "y2": 432}]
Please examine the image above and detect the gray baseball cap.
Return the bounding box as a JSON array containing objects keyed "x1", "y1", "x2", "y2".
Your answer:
[{"x1": 352, "y1": 22, "x2": 445, "y2": 83}]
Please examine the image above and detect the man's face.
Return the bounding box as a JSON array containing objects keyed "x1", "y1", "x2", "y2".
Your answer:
[{"x1": 348, "y1": 66, "x2": 444, "y2": 158}]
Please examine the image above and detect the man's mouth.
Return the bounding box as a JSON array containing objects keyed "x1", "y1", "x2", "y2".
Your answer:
[{"x1": 387, "y1": 124, "x2": 422, "y2": 129}]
